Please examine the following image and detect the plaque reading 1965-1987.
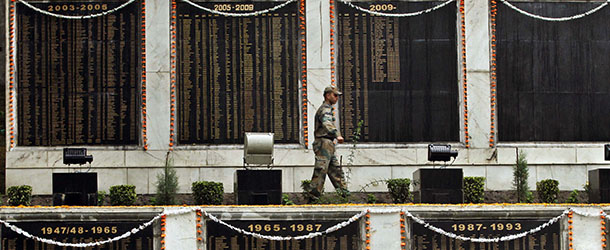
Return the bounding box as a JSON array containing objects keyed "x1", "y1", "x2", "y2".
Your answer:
[{"x1": 207, "y1": 219, "x2": 360, "y2": 250}]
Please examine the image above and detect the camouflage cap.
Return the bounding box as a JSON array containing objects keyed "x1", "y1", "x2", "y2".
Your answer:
[{"x1": 324, "y1": 86, "x2": 342, "y2": 96}]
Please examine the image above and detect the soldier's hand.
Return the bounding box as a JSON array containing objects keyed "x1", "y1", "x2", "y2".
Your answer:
[{"x1": 336, "y1": 136, "x2": 344, "y2": 144}]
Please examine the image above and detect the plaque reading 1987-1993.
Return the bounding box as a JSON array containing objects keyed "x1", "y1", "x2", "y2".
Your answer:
[
  {"x1": 411, "y1": 219, "x2": 560, "y2": 250},
  {"x1": 16, "y1": 1, "x2": 141, "y2": 146},
  {"x1": 177, "y1": 1, "x2": 301, "y2": 144}
]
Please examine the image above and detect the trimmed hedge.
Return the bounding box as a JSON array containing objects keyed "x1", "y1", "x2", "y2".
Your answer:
[
  {"x1": 536, "y1": 179, "x2": 559, "y2": 203},
  {"x1": 464, "y1": 177, "x2": 485, "y2": 203},
  {"x1": 192, "y1": 181, "x2": 223, "y2": 205},
  {"x1": 7, "y1": 185, "x2": 32, "y2": 206},
  {"x1": 109, "y1": 185, "x2": 137, "y2": 206},
  {"x1": 386, "y1": 178, "x2": 411, "y2": 203}
]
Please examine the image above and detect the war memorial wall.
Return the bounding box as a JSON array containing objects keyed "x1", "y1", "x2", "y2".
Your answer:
[
  {"x1": 3, "y1": 0, "x2": 610, "y2": 198},
  {"x1": 0, "y1": 205, "x2": 609, "y2": 249}
]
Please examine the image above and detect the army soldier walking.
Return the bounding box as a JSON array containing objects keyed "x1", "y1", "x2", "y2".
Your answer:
[{"x1": 308, "y1": 86, "x2": 349, "y2": 201}]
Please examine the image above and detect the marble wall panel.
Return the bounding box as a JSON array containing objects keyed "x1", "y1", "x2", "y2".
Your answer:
[
  {"x1": 125, "y1": 151, "x2": 167, "y2": 167},
  {"x1": 127, "y1": 168, "x2": 152, "y2": 194},
  {"x1": 466, "y1": 72, "x2": 492, "y2": 149},
  {"x1": 536, "y1": 165, "x2": 587, "y2": 191},
  {"x1": 576, "y1": 147, "x2": 605, "y2": 163},
  {"x1": 146, "y1": 72, "x2": 171, "y2": 151},
  {"x1": 174, "y1": 168, "x2": 200, "y2": 193},
  {"x1": 198, "y1": 167, "x2": 239, "y2": 193},
  {"x1": 6, "y1": 151, "x2": 47, "y2": 168},
  {"x1": 146, "y1": 0, "x2": 170, "y2": 73},
  {"x1": 6, "y1": 169, "x2": 50, "y2": 194}
]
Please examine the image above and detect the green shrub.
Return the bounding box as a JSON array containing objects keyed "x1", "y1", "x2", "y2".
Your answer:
[
  {"x1": 7, "y1": 185, "x2": 32, "y2": 206},
  {"x1": 282, "y1": 194, "x2": 294, "y2": 205},
  {"x1": 109, "y1": 185, "x2": 137, "y2": 206},
  {"x1": 536, "y1": 179, "x2": 559, "y2": 203},
  {"x1": 154, "y1": 155, "x2": 179, "y2": 205},
  {"x1": 464, "y1": 177, "x2": 485, "y2": 203},
  {"x1": 566, "y1": 190, "x2": 579, "y2": 203},
  {"x1": 97, "y1": 191, "x2": 107, "y2": 206},
  {"x1": 367, "y1": 194, "x2": 377, "y2": 204},
  {"x1": 192, "y1": 181, "x2": 223, "y2": 205},
  {"x1": 513, "y1": 151, "x2": 533, "y2": 203},
  {"x1": 387, "y1": 178, "x2": 411, "y2": 203}
]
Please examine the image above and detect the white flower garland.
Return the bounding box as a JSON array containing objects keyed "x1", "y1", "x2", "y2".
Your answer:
[
  {"x1": 0, "y1": 213, "x2": 163, "y2": 248},
  {"x1": 403, "y1": 209, "x2": 570, "y2": 242},
  {"x1": 338, "y1": 0, "x2": 454, "y2": 17},
  {"x1": 180, "y1": 0, "x2": 296, "y2": 17},
  {"x1": 499, "y1": 0, "x2": 609, "y2": 22},
  {"x1": 570, "y1": 207, "x2": 608, "y2": 218},
  {"x1": 0, "y1": 206, "x2": 605, "y2": 247},
  {"x1": 202, "y1": 209, "x2": 368, "y2": 241},
  {"x1": 16, "y1": 0, "x2": 137, "y2": 19}
]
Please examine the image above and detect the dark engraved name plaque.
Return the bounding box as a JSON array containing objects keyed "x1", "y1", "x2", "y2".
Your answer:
[
  {"x1": 207, "y1": 220, "x2": 360, "y2": 250},
  {"x1": 176, "y1": 1, "x2": 301, "y2": 144},
  {"x1": 411, "y1": 219, "x2": 560, "y2": 250},
  {"x1": 1, "y1": 221, "x2": 153, "y2": 250},
  {"x1": 16, "y1": 0, "x2": 141, "y2": 146},
  {"x1": 336, "y1": 0, "x2": 458, "y2": 143}
]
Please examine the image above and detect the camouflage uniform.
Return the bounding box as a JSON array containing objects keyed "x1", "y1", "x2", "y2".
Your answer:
[{"x1": 309, "y1": 102, "x2": 347, "y2": 198}]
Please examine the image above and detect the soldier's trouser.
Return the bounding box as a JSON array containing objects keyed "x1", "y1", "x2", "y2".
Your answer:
[{"x1": 309, "y1": 138, "x2": 347, "y2": 197}]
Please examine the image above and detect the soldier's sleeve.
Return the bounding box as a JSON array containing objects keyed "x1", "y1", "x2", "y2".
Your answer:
[{"x1": 321, "y1": 107, "x2": 341, "y2": 137}]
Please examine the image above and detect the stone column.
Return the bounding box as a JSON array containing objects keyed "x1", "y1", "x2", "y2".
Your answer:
[
  {"x1": 306, "y1": 0, "x2": 331, "y2": 149},
  {"x1": 464, "y1": 0, "x2": 492, "y2": 149},
  {"x1": 164, "y1": 209, "x2": 198, "y2": 249},
  {"x1": 369, "y1": 212, "x2": 402, "y2": 250},
  {"x1": 146, "y1": 0, "x2": 171, "y2": 151},
  {"x1": 572, "y1": 207, "x2": 605, "y2": 250}
]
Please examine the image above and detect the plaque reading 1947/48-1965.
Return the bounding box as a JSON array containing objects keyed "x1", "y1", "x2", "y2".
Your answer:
[
  {"x1": 336, "y1": 1, "x2": 458, "y2": 143},
  {"x1": 1, "y1": 221, "x2": 154, "y2": 250},
  {"x1": 16, "y1": 0, "x2": 141, "y2": 146},
  {"x1": 411, "y1": 219, "x2": 561, "y2": 250},
  {"x1": 176, "y1": 1, "x2": 301, "y2": 145},
  {"x1": 207, "y1": 219, "x2": 360, "y2": 250}
]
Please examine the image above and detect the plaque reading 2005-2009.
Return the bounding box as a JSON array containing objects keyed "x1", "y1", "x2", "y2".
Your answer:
[
  {"x1": 177, "y1": 1, "x2": 302, "y2": 145},
  {"x1": 17, "y1": 1, "x2": 141, "y2": 146}
]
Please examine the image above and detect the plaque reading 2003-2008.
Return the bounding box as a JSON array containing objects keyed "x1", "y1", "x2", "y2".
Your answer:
[{"x1": 16, "y1": 0, "x2": 141, "y2": 146}]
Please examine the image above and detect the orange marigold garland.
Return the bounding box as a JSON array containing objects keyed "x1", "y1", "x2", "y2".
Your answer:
[
  {"x1": 365, "y1": 210, "x2": 371, "y2": 250},
  {"x1": 141, "y1": 0, "x2": 148, "y2": 150},
  {"x1": 568, "y1": 211, "x2": 574, "y2": 250},
  {"x1": 169, "y1": 0, "x2": 177, "y2": 150},
  {"x1": 300, "y1": 0, "x2": 308, "y2": 147},
  {"x1": 329, "y1": 0, "x2": 336, "y2": 88},
  {"x1": 459, "y1": 0, "x2": 469, "y2": 148},
  {"x1": 400, "y1": 211, "x2": 407, "y2": 250},
  {"x1": 160, "y1": 214, "x2": 167, "y2": 249},
  {"x1": 197, "y1": 209, "x2": 203, "y2": 250},
  {"x1": 8, "y1": 0, "x2": 17, "y2": 150},
  {"x1": 489, "y1": 0, "x2": 498, "y2": 147},
  {"x1": 602, "y1": 211, "x2": 607, "y2": 249}
]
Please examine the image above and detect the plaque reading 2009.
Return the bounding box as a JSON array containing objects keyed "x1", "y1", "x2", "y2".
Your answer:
[
  {"x1": 336, "y1": 1, "x2": 458, "y2": 143},
  {"x1": 177, "y1": 1, "x2": 301, "y2": 144},
  {"x1": 16, "y1": 1, "x2": 141, "y2": 146}
]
